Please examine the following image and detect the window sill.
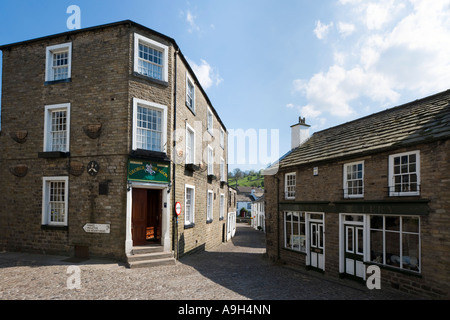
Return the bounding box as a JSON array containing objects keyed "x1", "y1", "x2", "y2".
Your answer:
[
  {"x1": 185, "y1": 102, "x2": 196, "y2": 116},
  {"x1": 364, "y1": 261, "x2": 422, "y2": 278},
  {"x1": 38, "y1": 151, "x2": 70, "y2": 158},
  {"x1": 132, "y1": 72, "x2": 168, "y2": 87},
  {"x1": 185, "y1": 163, "x2": 200, "y2": 172},
  {"x1": 44, "y1": 78, "x2": 72, "y2": 85},
  {"x1": 184, "y1": 223, "x2": 195, "y2": 229},
  {"x1": 206, "y1": 219, "x2": 213, "y2": 224},
  {"x1": 41, "y1": 225, "x2": 68, "y2": 231}
]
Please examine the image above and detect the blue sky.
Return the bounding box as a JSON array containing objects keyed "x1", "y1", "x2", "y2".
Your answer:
[{"x1": 1, "y1": 0, "x2": 450, "y2": 172}]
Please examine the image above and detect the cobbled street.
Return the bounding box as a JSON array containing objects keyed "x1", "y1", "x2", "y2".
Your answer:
[{"x1": 0, "y1": 223, "x2": 419, "y2": 300}]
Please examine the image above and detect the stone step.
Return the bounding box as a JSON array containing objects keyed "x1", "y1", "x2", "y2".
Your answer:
[
  {"x1": 127, "y1": 257, "x2": 176, "y2": 268},
  {"x1": 127, "y1": 245, "x2": 176, "y2": 268}
]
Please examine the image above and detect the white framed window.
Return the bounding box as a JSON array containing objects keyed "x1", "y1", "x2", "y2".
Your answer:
[
  {"x1": 186, "y1": 123, "x2": 195, "y2": 164},
  {"x1": 42, "y1": 176, "x2": 69, "y2": 226},
  {"x1": 185, "y1": 184, "x2": 195, "y2": 226},
  {"x1": 45, "y1": 43, "x2": 72, "y2": 82},
  {"x1": 285, "y1": 172, "x2": 296, "y2": 200},
  {"x1": 207, "y1": 145, "x2": 214, "y2": 175},
  {"x1": 220, "y1": 157, "x2": 225, "y2": 182},
  {"x1": 220, "y1": 127, "x2": 225, "y2": 148},
  {"x1": 284, "y1": 211, "x2": 306, "y2": 252},
  {"x1": 369, "y1": 215, "x2": 420, "y2": 273},
  {"x1": 220, "y1": 194, "x2": 225, "y2": 220},
  {"x1": 388, "y1": 151, "x2": 420, "y2": 196},
  {"x1": 186, "y1": 73, "x2": 195, "y2": 112},
  {"x1": 132, "y1": 98, "x2": 167, "y2": 153},
  {"x1": 343, "y1": 161, "x2": 364, "y2": 198},
  {"x1": 43, "y1": 103, "x2": 71, "y2": 152},
  {"x1": 207, "y1": 107, "x2": 213, "y2": 135},
  {"x1": 207, "y1": 190, "x2": 214, "y2": 222},
  {"x1": 134, "y1": 33, "x2": 169, "y2": 82}
]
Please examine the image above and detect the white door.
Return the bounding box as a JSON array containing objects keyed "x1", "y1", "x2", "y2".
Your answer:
[
  {"x1": 344, "y1": 224, "x2": 365, "y2": 279},
  {"x1": 309, "y1": 216, "x2": 325, "y2": 271}
]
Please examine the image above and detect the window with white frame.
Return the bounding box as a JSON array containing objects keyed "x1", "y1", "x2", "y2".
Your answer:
[
  {"x1": 44, "y1": 103, "x2": 70, "y2": 152},
  {"x1": 220, "y1": 194, "x2": 225, "y2": 220},
  {"x1": 207, "y1": 108, "x2": 213, "y2": 134},
  {"x1": 207, "y1": 190, "x2": 214, "y2": 222},
  {"x1": 45, "y1": 43, "x2": 72, "y2": 82},
  {"x1": 186, "y1": 123, "x2": 195, "y2": 164},
  {"x1": 369, "y1": 215, "x2": 420, "y2": 273},
  {"x1": 207, "y1": 145, "x2": 214, "y2": 175},
  {"x1": 134, "y1": 33, "x2": 168, "y2": 82},
  {"x1": 186, "y1": 73, "x2": 195, "y2": 112},
  {"x1": 220, "y1": 157, "x2": 225, "y2": 181},
  {"x1": 285, "y1": 172, "x2": 296, "y2": 199},
  {"x1": 185, "y1": 185, "x2": 195, "y2": 226},
  {"x1": 220, "y1": 128, "x2": 225, "y2": 148},
  {"x1": 132, "y1": 98, "x2": 167, "y2": 153},
  {"x1": 343, "y1": 161, "x2": 364, "y2": 198},
  {"x1": 42, "y1": 176, "x2": 69, "y2": 226},
  {"x1": 389, "y1": 151, "x2": 420, "y2": 196},
  {"x1": 284, "y1": 211, "x2": 306, "y2": 252}
]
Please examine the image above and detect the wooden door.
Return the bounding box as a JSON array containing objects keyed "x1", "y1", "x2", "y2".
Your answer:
[
  {"x1": 309, "y1": 221, "x2": 325, "y2": 271},
  {"x1": 132, "y1": 188, "x2": 148, "y2": 246},
  {"x1": 146, "y1": 189, "x2": 162, "y2": 242},
  {"x1": 344, "y1": 225, "x2": 365, "y2": 279}
]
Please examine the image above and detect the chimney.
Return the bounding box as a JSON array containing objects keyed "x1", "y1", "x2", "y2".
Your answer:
[{"x1": 291, "y1": 117, "x2": 310, "y2": 149}]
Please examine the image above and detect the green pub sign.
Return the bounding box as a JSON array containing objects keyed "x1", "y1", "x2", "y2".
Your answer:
[{"x1": 127, "y1": 160, "x2": 170, "y2": 183}]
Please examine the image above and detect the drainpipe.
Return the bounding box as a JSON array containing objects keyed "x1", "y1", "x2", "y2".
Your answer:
[
  {"x1": 172, "y1": 47, "x2": 179, "y2": 260},
  {"x1": 277, "y1": 176, "x2": 280, "y2": 260}
]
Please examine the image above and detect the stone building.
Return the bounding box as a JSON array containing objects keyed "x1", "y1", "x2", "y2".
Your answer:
[
  {"x1": 0, "y1": 20, "x2": 231, "y2": 267},
  {"x1": 264, "y1": 90, "x2": 450, "y2": 299}
]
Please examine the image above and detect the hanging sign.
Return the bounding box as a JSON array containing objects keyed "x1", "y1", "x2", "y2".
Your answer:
[{"x1": 127, "y1": 160, "x2": 170, "y2": 183}]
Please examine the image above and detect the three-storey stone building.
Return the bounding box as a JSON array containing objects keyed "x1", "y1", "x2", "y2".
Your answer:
[{"x1": 0, "y1": 20, "x2": 232, "y2": 266}]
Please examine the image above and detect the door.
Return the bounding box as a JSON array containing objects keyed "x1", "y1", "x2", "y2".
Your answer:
[
  {"x1": 132, "y1": 189, "x2": 162, "y2": 246},
  {"x1": 309, "y1": 218, "x2": 324, "y2": 271},
  {"x1": 344, "y1": 225, "x2": 365, "y2": 279}
]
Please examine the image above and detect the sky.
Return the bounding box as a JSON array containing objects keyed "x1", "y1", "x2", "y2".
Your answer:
[{"x1": 1, "y1": 0, "x2": 450, "y2": 173}]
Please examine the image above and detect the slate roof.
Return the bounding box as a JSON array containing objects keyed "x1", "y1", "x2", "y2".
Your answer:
[{"x1": 279, "y1": 89, "x2": 450, "y2": 169}]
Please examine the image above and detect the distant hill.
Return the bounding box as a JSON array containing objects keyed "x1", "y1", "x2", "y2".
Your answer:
[{"x1": 228, "y1": 171, "x2": 264, "y2": 189}]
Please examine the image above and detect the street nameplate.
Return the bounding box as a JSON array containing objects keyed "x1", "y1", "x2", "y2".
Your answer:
[{"x1": 83, "y1": 223, "x2": 110, "y2": 234}]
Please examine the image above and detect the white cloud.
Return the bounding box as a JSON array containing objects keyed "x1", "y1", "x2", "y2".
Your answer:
[
  {"x1": 188, "y1": 59, "x2": 223, "y2": 89},
  {"x1": 337, "y1": 22, "x2": 355, "y2": 37},
  {"x1": 294, "y1": 0, "x2": 450, "y2": 121},
  {"x1": 314, "y1": 20, "x2": 333, "y2": 39},
  {"x1": 186, "y1": 10, "x2": 200, "y2": 33}
]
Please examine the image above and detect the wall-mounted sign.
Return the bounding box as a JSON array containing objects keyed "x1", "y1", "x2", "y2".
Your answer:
[
  {"x1": 175, "y1": 202, "x2": 182, "y2": 216},
  {"x1": 83, "y1": 223, "x2": 110, "y2": 234},
  {"x1": 127, "y1": 160, "x2": 170, "y2": 183}
]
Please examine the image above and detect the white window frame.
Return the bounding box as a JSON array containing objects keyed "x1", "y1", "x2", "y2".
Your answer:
[
  {"x1": 45, "y1": 42, "x2": 72, "y2": 82},
  {"x1": 220, "y1": 157, "x2": 225, "y2": 182},
  {"x1": 388, "y1": 150, "x2": 420, "y2": 196},
  {"x1": 285, "y1": 172, "x2": 296, "y2": 200},
  {"x1": 185, "y1": 184, "x2": 195, "y2": 226},
  {"x1": 220, "y1": 127, "x2": 225, "y2": 149},
  {"x1": 207, "y1": 145, "x2": 214, "y2": 175},
  {"x1": 343, "y1": 161, "x2": 364, "y2": 199},
  {"x1": 207, "y1": 190, "x2": 214, "y2": 222},
  {"x1": 284, "y1": 211, "x2": 306, "y2": 253},
  {"x1": 220, "y1": 193, "x2": 225, "y2": 220},
  {"x1": 134, "y1": 33, "x2": 169, "y2": 82},
  {"x1": 132, "y1": 98, "x2": 167, "y2": 153},
  {"x1": 186, "y1": 73, "x2": 195, "y2": 112},
  {"x1": 43, "y1": 103, "x2": 71, "y2": 152},
  {"x1": 185, "y1": 123, "x2": 195, "y2": 164},
  {"x1": 207, "y1": 107, "x2": 213, "y2": 135},
  {"x1": 42, "y1": 176, "x2": 69, "y2": 226}
]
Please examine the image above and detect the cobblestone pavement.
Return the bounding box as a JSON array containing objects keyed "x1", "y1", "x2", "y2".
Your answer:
[{"x1": 0, "y1": 223, "x2": 420, "y2": 300}]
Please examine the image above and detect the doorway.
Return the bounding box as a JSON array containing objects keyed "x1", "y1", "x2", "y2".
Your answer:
[
  {"x1": 308, "y1": 213, "x2": 325, "y2": 272},
  {"x1": 132, "y1": 188, "x2": 162, "y2": 246},
  {"x1": 341, "y1": 214, "x2": 365, "y2": 281}
]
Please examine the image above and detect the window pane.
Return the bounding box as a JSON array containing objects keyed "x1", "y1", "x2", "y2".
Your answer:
[
  {"x1": 402, "y1": 217, "x2": 419, "y2": 233},
  {"x1": 386, "y1": 216, "x2": 400, "y2": 231},
  {"x1": 370, "y1": 230, "x2": 383, "y2": 263},
  {"x1": 386, "y1": 231, "x2": 400, "y2": 267},
  {"x1": 402, "y1": 233, "x2": 420, "y2": 271}
]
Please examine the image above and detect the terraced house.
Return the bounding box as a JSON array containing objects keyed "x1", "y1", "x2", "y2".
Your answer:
[
  {"x1": 264, "y1": 90, "x2": 450, "y2": 299},
  {"x1": 0, "y1": 20, "x2": 233, "y2": 267}
]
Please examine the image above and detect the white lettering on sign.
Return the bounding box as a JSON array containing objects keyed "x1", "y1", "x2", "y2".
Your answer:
[{"x1": 83, "y1": 223, "x2": 110, "y2": 234}]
